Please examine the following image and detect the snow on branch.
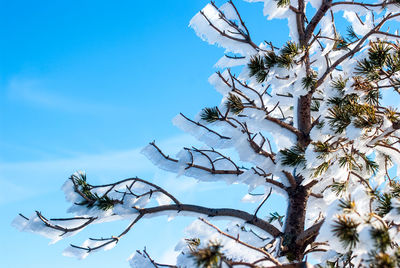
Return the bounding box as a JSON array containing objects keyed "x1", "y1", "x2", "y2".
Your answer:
[
  {"x1": 190, "y1": 1, "x2": 260, "y2": 55},
  {"x1": 15, "y1": 171, "x2": 285, "y2": 260}
]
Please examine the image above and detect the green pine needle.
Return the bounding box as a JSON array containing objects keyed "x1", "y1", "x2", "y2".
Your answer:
[
  {"x1": 200, "y1": 107, "x2": 220, "y2": 123},
  {"x1": 386, "y1": 53, "x2": 400, "y2": 74},
  {"x1": 370, "y1": 227, "x2": 391, "y2": 252},
  {"x1": 385, "y1": 107, "x2": 400, "y2": 123},
  {"x1": 327, "y1": 105, "x2": 352, "y2": 134},
  {"x1": 333, "y1": 35, "x2": 348, "y2": 50},
  {"x1": 190, "y1": 241, "x2": 224, "y2": 268},
  {"x1": 302, "y1": 72, "x2": 317, "y2": 90},
  {"x1": 332, "y1": 215, "x2": 360, "y2": 249},
  {"x1": 226, "y1": 93, "x2": 244, "y2": 114},
  {"x1": 310, "y1": 100, "x2": 320, "y2": 112},
  {"x1": 377, "y1": 193, "x2": 392, "y2": 217},
  {"x1": 338, "y1": 197, "x2": 356, "y2": 213},
  {"x1": 329, "y1": 181, "x2": 349, "y2": 196},
  {"x1": 277, "y1": 54, "x2": 294, "y2": 69},
  {"x1": 264, "y1": 51, "x2": 278, "y2": 69},
  {"x1": 268, "y1": 212, "x2": 284, "y2": 226},
  {"x1": 331, "y1": 76, "x2": 348, "y2": 92},
  {"x1": 72, "y1": 173, "x2": 118, "y2": 211},
  {"x1": 346, "y1": 26, "x2": 358, "y2": 41},
  {"x1": 274, "y1": 0, "x2": 290, "y2": 8},
  {"x1": 355, "y1": 58, "x2": 379, "y2": 80},
  {"x1": 358, "y1": 153, "x2": 379, "y2": 174},
  {"x1": 248, "y1": 55, "x2": 268, "y2": 83},
  {"x1": 313, "y1": 141, "x2": 331, "y2": 156},
  {"x1": 280, "y1": 144, "x2": 306, "y2": 166},
  {"x1": 369, "y1": 252, "x2": 397, "y2": 268},
  {"x1": 365, "y1": 89, "x2": 381, "y2": 106},
  {"x1": 390, "y1": 181, "x2": 400, "y2": 198},
  {"x1": 281, "y1": 41, "x2": 300, "y2": 57},
  {"x1": 313, "y1": 162, "x2": 330, "y2": 177},
  {"x1": 338, "y1": 154, "x2": 358, "y2": 171},
  {"x1": 369, "y1": 41, "x2": 391, "y2": 68},
  {"x1": 96, "y1": 195, "x2": 116, "y2": 211}
]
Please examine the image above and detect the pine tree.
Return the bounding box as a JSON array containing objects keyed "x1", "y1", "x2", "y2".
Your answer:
[{"x1": 13, "y1": 0, "x2": 400, "y2": 267}]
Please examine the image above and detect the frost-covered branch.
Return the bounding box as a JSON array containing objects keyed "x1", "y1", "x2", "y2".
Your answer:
[
  {"x1": 191, "y1": 1, "x2": 261, "y2": 54},
  {"x1": 149, "y1": 142, "x2": 243, "y2": 175},
  {"x1": 136, "y1": 204, "x2": 281, "y2": 238},
  {"x1": 198, "y1": 217, "x2": 282, "y2": 266},
  {"x1": 315, "y1": 12, "x2": 400, "y2": 89}
]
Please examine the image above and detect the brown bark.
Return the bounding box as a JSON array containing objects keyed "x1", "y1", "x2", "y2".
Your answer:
[
  {"x1": 280, "y1": 183, "x2": 310, "y2": 261},
  {"x1": 136, "y1": 204, "x2": 282, "y2": 237},
  {"x1": 297, "y1": 94, "x2": 312, "y2": 147}
]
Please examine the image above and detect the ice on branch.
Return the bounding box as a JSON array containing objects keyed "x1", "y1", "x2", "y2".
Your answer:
[
  {"x1": 12, "y1": 212, "x2": 93, "y2": 244},
  {"x1": 128, "y1": 250, "x2": 157, "y2": 268},
  {"x1": 175, "y1": 219, "x2": 277, "y2": 267},
  {"x1": 190, "y1": 2, "x2": 260, "y2": 55}
]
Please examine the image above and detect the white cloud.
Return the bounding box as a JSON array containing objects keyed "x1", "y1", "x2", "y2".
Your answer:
[
  {"x1": 0, "y1": 134, "x2": 201, "y2": 205},
  {"x1": 0, "y1": 178, "x2": 34, "y2": 205},
  {"x1": 6, "y1": 77, "x2": 126, "y2": 114}
]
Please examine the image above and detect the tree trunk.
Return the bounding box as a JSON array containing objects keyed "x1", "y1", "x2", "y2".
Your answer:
[
  {"x1": 279, "y1": 93, "x2": 313, "y2": 261},
  {"x1": 297, "y1": 95, "x2": 312, "y2": 147},
  {"x1": 281, "y1": 183, "x2": 310, "y2": 261}
]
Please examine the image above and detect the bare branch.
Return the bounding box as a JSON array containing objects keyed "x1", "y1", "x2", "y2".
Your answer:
[
  {"x1": 265, "y1": 115, "x2": 303, "y2": 138},
  {"x1": 332, "y1": 1, "x2": 396, "y2": 9},
  {"x1": 282, "y1": 170, "x2": 297, "y2": 188},
  {"x1": 252, "y1": 167, "x2": 287, "y2": 190},
  {"x1": 295, "y1": 219, "x2": 325, "y2": 244},
  {"x1": 180, "y1": 113, "x2": 231, "y2": 140},
  {"x1": 304, "y1": 0, "x2": 333, "y2": 44},
  {"x1": 254, "y1": 187, "x2": 273, "y2": 218}
]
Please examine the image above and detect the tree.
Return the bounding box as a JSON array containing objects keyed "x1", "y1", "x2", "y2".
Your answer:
[{"x1": 13, "y1": 0, "x2": 400, "y2": 267}]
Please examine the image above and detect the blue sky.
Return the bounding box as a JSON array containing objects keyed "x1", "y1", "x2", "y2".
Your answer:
[{"x1": 0, "y1": 1, "x2": 290, "y2": 267}]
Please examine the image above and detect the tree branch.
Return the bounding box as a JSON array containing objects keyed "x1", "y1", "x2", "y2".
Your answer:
[
  {"x1": 150, "y1": 142, "x2": 243, "y2": 175},
  {"x1": 304, "y1": 0, "x2": 333, "y2": 44},
  {"x1": 135, "y1": 204, "x2": 282, "y2": 237},
  {"x1": 295, "y1": 219, "x2": 325, "y2": 244},
  {"x1": 198, "y1": 217, "x2": 282, "y2": 266},
  {"x1": 315, "y1": 12, "x2": 400, "y2": 90},
  {"x1": 180, "y1": 113, "x2": 231, "y2": 140},
  {"x1": 265, "y1": 115, "x2": 302, "y2": 138},
  {"x1": 200, "y1": 3, "x2": 260, "y2": 51}
]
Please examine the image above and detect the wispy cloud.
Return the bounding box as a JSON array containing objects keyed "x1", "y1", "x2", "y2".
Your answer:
[
  {"x1": 6, "y1": 77, "x2": 125, "y2": 114},
  {"x1": 0, "y1": 178, "x2": 34, "y2": 205},
  {"x1": 0, "y1": 134, "x2": 202, "y2": 205}
]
